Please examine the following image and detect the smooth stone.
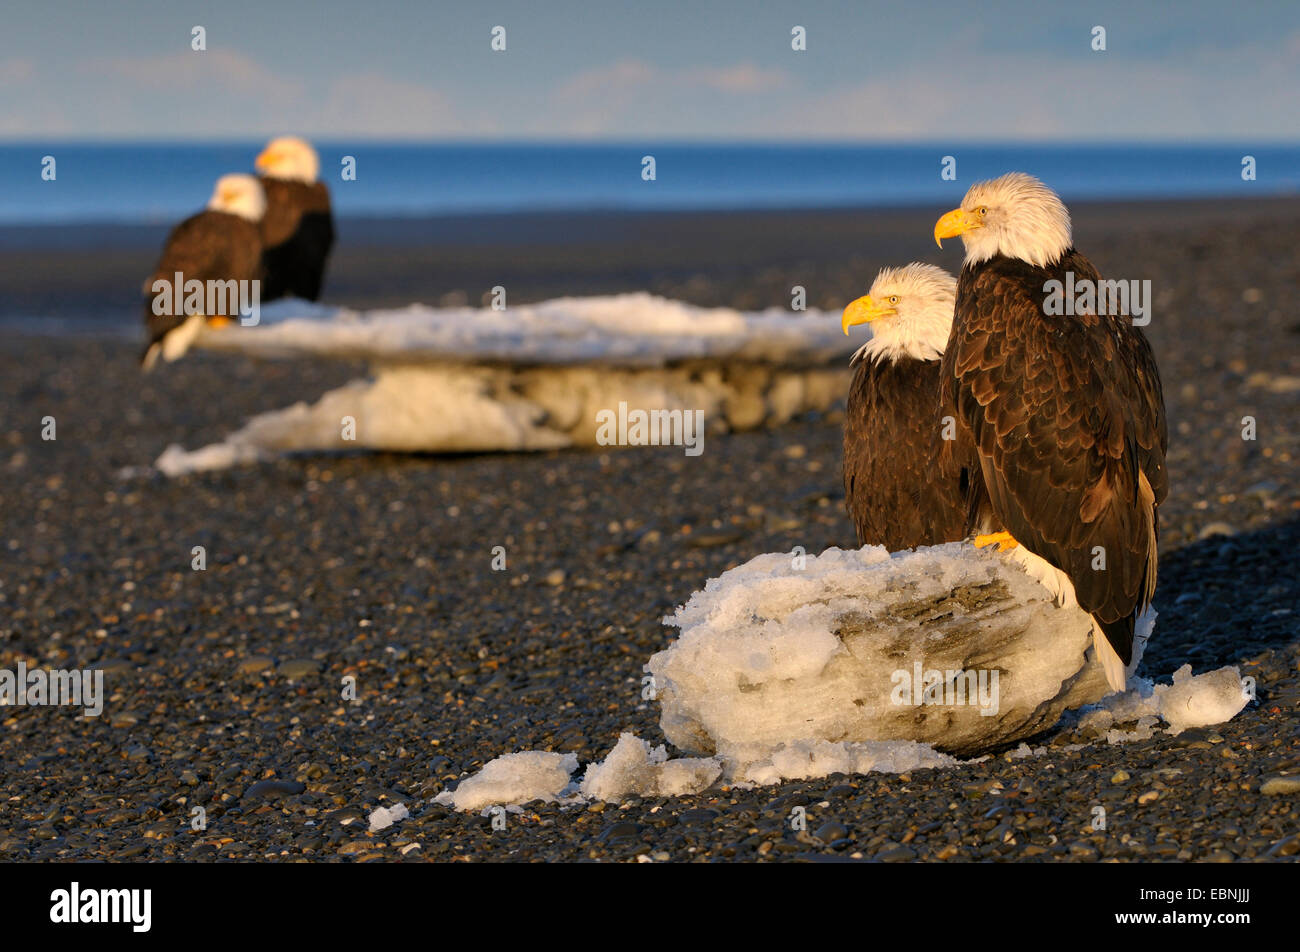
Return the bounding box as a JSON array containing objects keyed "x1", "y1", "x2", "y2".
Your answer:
[
  {"x1": 278, "y1": 659, "x2": 321, "y2": 678},
  {"x1": 243, "y1": 779, "x2": 307, "y2": 801},
  {"x1": 814, "y1": 821, "x2": 848, "y2": 843},
  {"x1": 1259, "y1": 775, "x2": 1300, "y2": 796},
  {"x1": 238, "y1": 655, "x2": 276, "y2": 675},
  {"x1": 876, "y1": 846, "x2": 917, "y2": 862}
]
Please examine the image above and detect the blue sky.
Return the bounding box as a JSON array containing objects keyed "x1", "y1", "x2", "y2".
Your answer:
[{"x1": 2, "y1": 0, "x2": 1298, "y2": 141}]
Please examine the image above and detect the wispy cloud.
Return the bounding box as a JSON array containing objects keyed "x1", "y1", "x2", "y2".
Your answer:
[
  {"x1": 1, "y1": 21, "x2": 1297, "y2": 141},
  {"x1": 0, "y1": 50, "x2": 495, "y2": 138},
  {"x1": 555, "y1": 59, "x2": 791, "y2": 100}
]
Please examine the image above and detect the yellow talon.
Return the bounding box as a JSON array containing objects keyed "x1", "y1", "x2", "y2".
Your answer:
[
  {"x1": 974, "y1": 531, "x2": 1019, "y2": 552},
  {"x1": 207, "y1": 315, "x2": 234, "y2": 328}
]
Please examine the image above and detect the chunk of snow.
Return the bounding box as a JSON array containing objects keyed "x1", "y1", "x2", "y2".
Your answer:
[
  {"x1": 367, "y1": 802, "x2": 409, "y2": 833},
  {"x1": 151, "y1": 295, "x2": 852, "y2": 476},
  {"x1": 579, "y1": 732, "x2": 723, "y2": 801},
  {"x1": 649, "y1": 543, "x2": 1118, "y2": 766},
  {"x1": 432, "y1": 751, "x2": 579, "y2": 812}
]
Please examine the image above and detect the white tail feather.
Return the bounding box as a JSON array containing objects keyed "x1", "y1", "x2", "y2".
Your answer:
[
  {"x1": 1093, "y1": 625, "x2": 1128, "y2": 693},
  {"x1": 1006, "y1": 545, "x2": 1156, "y2": 695}
]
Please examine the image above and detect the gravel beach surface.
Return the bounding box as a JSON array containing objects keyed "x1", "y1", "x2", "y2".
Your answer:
[{"x1": 1, "y1": 199, "x2": 1297, "y2": 862}]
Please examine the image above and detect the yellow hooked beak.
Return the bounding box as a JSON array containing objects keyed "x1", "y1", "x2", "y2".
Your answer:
[
  {"x1": 934, "y1": 207, "x2": 982, "y2": 248},
  {"x1": 254, "y1": 148, "x2": 277, "y2": 171},
  {"x1": 841, "y1": 295, "x2": 895, "y2": 335}
]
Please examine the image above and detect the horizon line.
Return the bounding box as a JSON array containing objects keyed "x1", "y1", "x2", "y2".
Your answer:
[{"x1": 3, "y1": 137, "x2": 1300, "y2": 148}]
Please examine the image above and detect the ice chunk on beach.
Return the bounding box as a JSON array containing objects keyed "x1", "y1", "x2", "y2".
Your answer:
[
  {"x1": 1156, "y1": 664, "x2": 1250, "y2": 732},
  {"x1": 428, "y1": 544, "x2": 1253, "y2": 809},
  {"x1": 579, "y1": 732, "x2": 723, "y2": 801},
  {"x1": 648, "y1": 543, "x2": 1117, "y2": 765},
  {"x1": 155, "y1": 440, "x2": 266, "y2": 477},
  {"x1": 197, "y1": 294, "x2": 852, "y2": 367},
  {"x1": 152, "y1": 295, "x2": 853, "y2": 476},
  {"x1": 742, "y1": 739, "x2": 959, "y2": 786},
  {"x1": 367, "y1": 802, "x2": 409, "y2": 833},
  {"x1": 430, "y1": 654, "x2": 1249, "y2": 810},
  {"x1": 432, "y1": 751, "x2": 579, "y2": 812},
  {"x1": 1079, "y1": 663, "x2": 1250, "y2": 738}
]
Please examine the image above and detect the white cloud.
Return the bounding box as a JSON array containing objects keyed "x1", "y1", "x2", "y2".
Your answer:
[
  {"x1": 544, "y1": 58, "x2": 793, "y2": 136},
  {"x1": 0, "y1": 33, "x2": 1295, "y2": 141},
  {"x1": 555, "y1": 59, "x2": 790, "y2": 100},
  {"x1": 312, "y1": 73, "x2": 499, "y2": 138},
  {"x1": 775, "y1": 40, "x2": 1300, "y2": 140},
  {"x1": 0, "y1": 50, "x2": 491, "y2": 138}
]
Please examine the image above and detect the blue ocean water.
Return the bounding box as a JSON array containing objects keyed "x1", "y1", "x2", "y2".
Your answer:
[{"x1": 0, "y1": 143, "x2": 1296, "y2": 225}]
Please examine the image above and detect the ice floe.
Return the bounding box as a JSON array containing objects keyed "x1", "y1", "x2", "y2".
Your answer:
[{"x1": 152, "y1": 294, "x2": 853, "y2": 475}]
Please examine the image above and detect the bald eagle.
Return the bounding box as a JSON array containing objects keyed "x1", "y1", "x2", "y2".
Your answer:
[
  {"x1": 934, "y1": 172, "x2": 1168, "y2": 692},
  {"x1": 142, "y1": 173, "x2": 266, "y2": 369},
  {"x1": 840, "y1": 263, "x2": 977, "y2": 550},
  {"x1": 254, "y1": 136, "x2": 335, "y2": 302}
]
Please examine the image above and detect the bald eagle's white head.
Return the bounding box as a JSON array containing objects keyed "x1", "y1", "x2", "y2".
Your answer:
[
  {"x1": 934, "y1": 172, "x2": 1072, "y2": 269},
  {"x1": 841, "y1": 262, "x2": 957, "y2": 364},
  {"x1": 207, "y1": 173, "x2": 267, "y2": 222},
  {"x1": 255, "y1": 136, "x2": 320, "y2": 184}
]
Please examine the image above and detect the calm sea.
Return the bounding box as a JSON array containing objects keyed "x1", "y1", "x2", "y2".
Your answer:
[{"x1": 1, "y1": 143, "x2": 1296, "y2": 225}]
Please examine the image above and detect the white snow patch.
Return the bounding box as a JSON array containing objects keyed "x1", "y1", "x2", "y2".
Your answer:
[{"x1": 432, "y1": 751, "x2": 580, "y2": 812}]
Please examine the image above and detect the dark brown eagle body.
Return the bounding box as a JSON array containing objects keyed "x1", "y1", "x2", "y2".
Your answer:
[
  {"x1": 843, "y1": 352, "x2": 976, "y2": 550},
  {"x1": 941, "y1": 249, "x2": 1168, "y2": 664},
  {"x1": 257, "y1": 177, "x2": 334, "y2": 302},
  {"x1": 143, "y1": 210, "x2": 263, "y2": 361}
]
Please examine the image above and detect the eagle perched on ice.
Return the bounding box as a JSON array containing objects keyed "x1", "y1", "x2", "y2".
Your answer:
[
  {"x1": 840, "y1": 263, "x2": 977, "y2": 550},
  {"x1": 141, "y1": 174, "x2": 265, "y2": 369},
  {"x1": 934, "y1": 172, "x2": 1168, "y2": 691},
  {"x1": 254, "y1": 136, "x2": 335, "y2": 302}
]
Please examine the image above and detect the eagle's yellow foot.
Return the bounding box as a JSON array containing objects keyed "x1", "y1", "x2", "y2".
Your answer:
[
  {"x1": 207, "y1": 315, "x2": 233, "y2": 328},
  {"x1": 975, "y1": 531, "x2": 1019, "y2": 552}
]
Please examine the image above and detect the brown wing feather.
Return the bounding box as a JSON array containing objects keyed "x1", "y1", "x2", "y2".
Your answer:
[
  {"x1": 942, "y1": 250, "x2": 1168, "y2": 663},
  {"x1": 843, "y1": 354, "x2": 975, "y2": 550},
  {"x1": 143, "y1": 210, "x2": 263, "y2": 353},
  {"x1": 258, "y1": 178, "x2": 335, "y2": 301}
]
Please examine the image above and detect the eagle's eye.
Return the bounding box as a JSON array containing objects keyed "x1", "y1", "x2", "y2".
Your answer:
[
  {"x1": 978, "y1": 206, "x2": 988, "y2": 216},
  {"x1": 888, "y1": 296, "x2": 898, "y2": 305}
]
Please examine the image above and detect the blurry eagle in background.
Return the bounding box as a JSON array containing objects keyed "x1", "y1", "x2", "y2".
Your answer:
[
  {"x1": 254, "y1": 136, "x2": 335, "y2": 303},
  {"x1": 840, "y1": 262, "x2": 977, "y2": 550},
  {"x1": 141, "y1": 174, "x2": 265, "y2": 369},
  {"x1": 139, "y1": 137, "x2": 334, "y2": 369},
  {"x1": 935, "y1": 172, "x2": 1168, "y2": 692}
]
